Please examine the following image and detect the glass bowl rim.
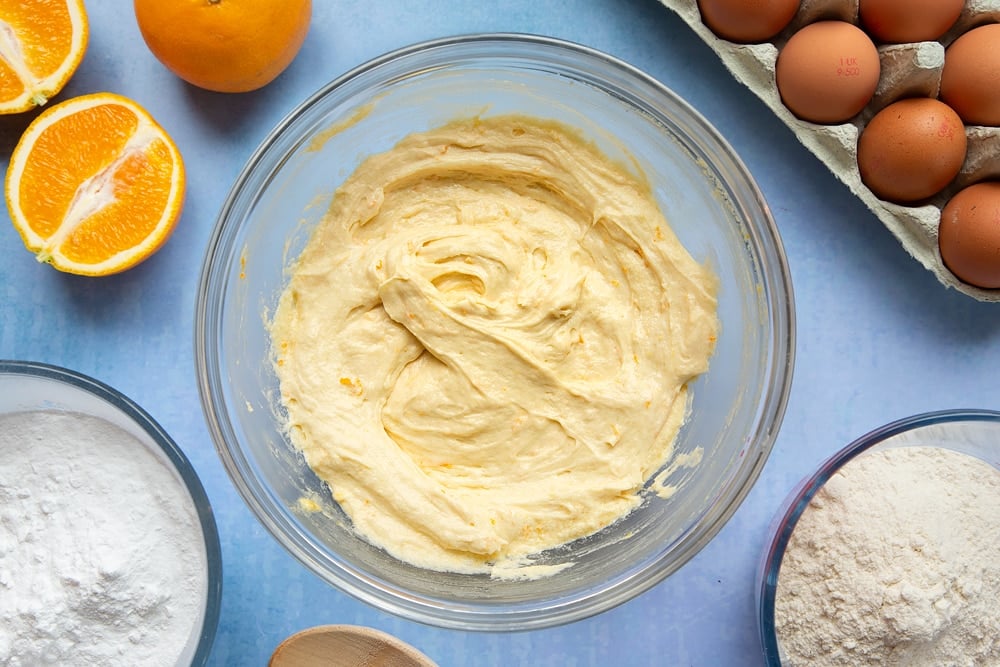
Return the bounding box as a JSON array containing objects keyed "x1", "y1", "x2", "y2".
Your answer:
[
  {"x1": 756, "y1": 408, "x2": 1000, "y2": 665},
  {"x1": 0, "y1": 358, "x2": 223, "y2": 665},
  {"x1": 196, "y1": 31, "x2": 796, "y2": 631}
]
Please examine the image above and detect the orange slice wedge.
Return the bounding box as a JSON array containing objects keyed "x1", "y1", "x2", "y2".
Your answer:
[
  {"x1": 5, "y1": 92, "x2": 185, "y2": 276},
  {"x1": 0, "y1": 0, "x2": 89, "y2": 113}
]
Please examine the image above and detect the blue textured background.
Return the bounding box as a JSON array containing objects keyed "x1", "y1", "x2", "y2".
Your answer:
[{"x1": 2, "y1": 2, "x2": 998, "y2": 665}]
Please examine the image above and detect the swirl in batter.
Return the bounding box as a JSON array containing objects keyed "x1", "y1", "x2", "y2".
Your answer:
[{"x1": 271, "y1": 115, "x2": 718, "y2": 575}]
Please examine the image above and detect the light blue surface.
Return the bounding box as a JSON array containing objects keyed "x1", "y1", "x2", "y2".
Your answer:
[{"x1": 2, "y1": 2, "x2": 998, "y2": 665}]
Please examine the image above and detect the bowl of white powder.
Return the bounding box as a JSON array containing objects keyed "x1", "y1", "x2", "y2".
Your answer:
[
  {"x1": 197, "y1": 33, "x2": 794, "y2": 631},
  {"x1": 0, "y1": 360, "x2": 221, "y2": 666},
  {"x1": 758, "y1": 409, "x2": 1000, "y2": 666}
]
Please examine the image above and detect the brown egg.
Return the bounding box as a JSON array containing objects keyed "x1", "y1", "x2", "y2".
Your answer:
[
  {"x1": 940, "y1": 24, "x2": 1000, "y2": 127},
  {"x1": 858, "y1": 0, "x2": 964, "y2": 43},
  {"x1": 776, "y1": 21, "x2": 880, "y2": 124},
  {"x1": 857, "y1": 98, "x2": 967, "y2": 204},
  {"x1": 698, "y1": 0, "x2": 800, "y2": 43},
  {"x1": 939, "y1": 181, "x2": 1000, "y2": 289}
]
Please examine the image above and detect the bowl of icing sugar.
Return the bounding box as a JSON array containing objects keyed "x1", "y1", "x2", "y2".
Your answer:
[
  {"x1": 0, "y1": 360, "x2": 221, "y2": 666},
  {"x1": 757, "y1": 409, "x2": 1000, "y2": 667}
]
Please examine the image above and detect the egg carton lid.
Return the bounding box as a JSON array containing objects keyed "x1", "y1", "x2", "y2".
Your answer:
[{"x1": 658, "y1": 0, "x2": 1000, "y2": 302}]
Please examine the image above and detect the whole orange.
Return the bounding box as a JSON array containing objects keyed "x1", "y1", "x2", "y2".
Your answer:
[{"x1": 133, "y1": 0, "x2": 311, "y2": 93}]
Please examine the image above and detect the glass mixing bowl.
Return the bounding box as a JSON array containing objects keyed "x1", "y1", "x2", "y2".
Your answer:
[
  {"x1": 0, "y1": 360, "x2": 221, "y2": 665},
  {"x1": 196, "y1": 33, "x2": 794, "y2": 631},
  {"x1": 757, "y1": 410, "x2": 1000, "y2": 664}
]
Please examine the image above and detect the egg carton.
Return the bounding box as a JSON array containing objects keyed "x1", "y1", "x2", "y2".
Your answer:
[{"x1": 658, "y1": 0, "x2": 1000, "y2": 302}]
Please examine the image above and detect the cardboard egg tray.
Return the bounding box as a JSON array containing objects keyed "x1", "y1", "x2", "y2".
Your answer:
[{"x1": 658, "y1": 0, "x2": 1000, "y2": 302}]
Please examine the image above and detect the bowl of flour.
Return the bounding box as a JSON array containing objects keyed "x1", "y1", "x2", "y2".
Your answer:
[
  {"x1": 757, "y1": 410, "x2": 1000, "y2": 667},
  {"x1": 0, "y1": 360, "x2": 221, "y2": 666}
]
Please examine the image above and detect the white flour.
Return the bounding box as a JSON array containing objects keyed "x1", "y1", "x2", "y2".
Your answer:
[
  {"x1": 0, "y1": 410, "x2": 208, "y2": 666},
  {"x1": 775, "y1": 446, "x2": 1000, "y2": 666}
]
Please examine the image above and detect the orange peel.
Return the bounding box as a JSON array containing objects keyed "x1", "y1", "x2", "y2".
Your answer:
[{"x1": 133, "y1": 0, "x2": 311, "y2": 93}]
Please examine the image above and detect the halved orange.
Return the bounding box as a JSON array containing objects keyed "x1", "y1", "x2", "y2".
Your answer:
[
  {"x1": 0, "y1": 0, "x2": 89, "y2": 114},
  {"x1": 5, "y1": 92, "x2": 185, "y2": 276}
]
